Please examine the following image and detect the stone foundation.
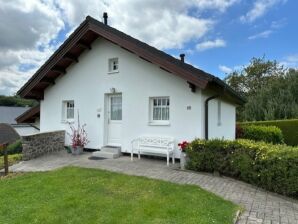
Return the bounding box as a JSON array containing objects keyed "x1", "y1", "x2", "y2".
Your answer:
[{"x1": 22, "y1": 130, "x2": 65, "y2": 160}]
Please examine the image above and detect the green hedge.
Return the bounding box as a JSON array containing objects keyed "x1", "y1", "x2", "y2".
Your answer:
[
  {"x1": 238, "y1": 125, "x2": 284, "y2": 144},
  {"x1": 186, "y1": 139, "x2": 298, "y2": 198},
  {"x1": 239, "y1": 119, "x2": 298, "y2": 146},
  {"x1": 0, "y1": 140, "x2": 22, "y2": 156}
]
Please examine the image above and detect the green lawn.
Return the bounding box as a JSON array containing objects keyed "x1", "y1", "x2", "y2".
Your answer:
[
  {"x1": 0, "y1": 167, "x2": 239, "y2": 224},
  {"x1": 0, "y1": 153, "x2": 22, "y2": 170}
]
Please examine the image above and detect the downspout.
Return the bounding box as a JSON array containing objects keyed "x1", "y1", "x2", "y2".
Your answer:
[{"x1": 204, "y1": 94, "x2": 219, "y2": 140}]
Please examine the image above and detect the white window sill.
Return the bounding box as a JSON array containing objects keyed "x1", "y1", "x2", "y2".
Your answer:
[
  {"x1": 148, "y1": 121, "x2": 170, "y2": 126},
  {"x1": 108, "y1": 70, "x2": 119, "y2": 74},
  {"x1": 61, "y1": 119, "x2": 75, "y2": 124}
]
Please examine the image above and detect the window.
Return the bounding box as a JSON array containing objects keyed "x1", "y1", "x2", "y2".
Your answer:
[
  {"x1": 217, "y1": 100, "x2": 221, "y2": 126},
  {"x1": 108, "y1": 58, "x2": 119, "y2": 73},
  {"x1": 110, "y1": 95, "x2": 122, "y2": 120},
  {"x1": 150, "y1": 97, "x2": 170, "y2": 125},
  {"x1": 62, "y1": 100, "x2": 74, "y2": 121}
]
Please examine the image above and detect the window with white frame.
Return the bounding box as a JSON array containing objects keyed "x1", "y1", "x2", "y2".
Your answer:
[
  {"x1": 150, "y1": 97, "x2": 170, "y2": 124},
  {"x1": 108, "y1": 58, "x2": 119, "y2": 73},
  {"x1": 62, "y1": 100, "x2": 74, "y2": 121},
  {"x1": 217, "y1": 100, "x2": 221, "y2": 126}
]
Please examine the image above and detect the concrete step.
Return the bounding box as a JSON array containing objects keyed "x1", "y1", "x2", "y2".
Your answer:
[
  {"x1": 101, "y1": 146, "x2": 121, "y2": 154},
  {"x1": 92, "y1": 151, "x2": 120, "y2": 159}
]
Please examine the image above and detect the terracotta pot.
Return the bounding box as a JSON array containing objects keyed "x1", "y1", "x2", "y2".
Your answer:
[{"x1": 71, "y1": 146, "x2": 83, "y2": 155}]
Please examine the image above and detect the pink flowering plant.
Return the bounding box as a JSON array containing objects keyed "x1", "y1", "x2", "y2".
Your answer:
[
  {"x1": 178, "y1": 141, "x2": 189, "y2": 152},
  {"x1": 68, "y1": 112, "x2": 89, "y2": 149}
]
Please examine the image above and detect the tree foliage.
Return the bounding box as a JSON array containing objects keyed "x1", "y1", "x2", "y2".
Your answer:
[
  {"x1": 224, "y1": 57, "x2": 298, "y2": 121},
  {"x1": 0, "y1": 95, "x2": 37, "y2": 107}
]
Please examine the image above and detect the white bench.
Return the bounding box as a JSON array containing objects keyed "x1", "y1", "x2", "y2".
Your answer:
[{"x1": 131, "y1": 136, "x2": 175, "y2": 166}]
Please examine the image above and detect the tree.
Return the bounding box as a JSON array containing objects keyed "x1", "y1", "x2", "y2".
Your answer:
[
  {"x1": 224, "y1": 57, "x2": 298, "y2": 121},
  {"x1": 0, "y1": 95, "x2": 37, "y2": 107}
]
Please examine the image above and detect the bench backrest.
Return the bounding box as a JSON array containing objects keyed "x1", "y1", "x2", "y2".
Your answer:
[{"x1": 138, "y1": 136, "x2": 174, "y2": 149}]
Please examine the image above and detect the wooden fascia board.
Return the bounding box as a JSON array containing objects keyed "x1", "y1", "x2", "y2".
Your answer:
[{"x1": 19, "y1": 23, "x2": 90, "y2": 97}]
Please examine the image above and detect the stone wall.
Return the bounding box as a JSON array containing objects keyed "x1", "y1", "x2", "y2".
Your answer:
[{"x1": 22, "y1": 130, "x2": 65, "y2": 160}]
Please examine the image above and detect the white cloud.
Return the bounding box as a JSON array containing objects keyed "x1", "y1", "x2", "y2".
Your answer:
[
  {"x1": 240, "y1": 0, "x2": 286, "y2": 23},
  {"x1": 280, "y1": 54, "x2": 298, "y2": 68},
  {"x1": 247, "y1": 18, "x2": 286, "y2": 41},
  {"x1": 0, "y1": 0, "x2": 239, "y2": 95},
  {"x1": 196, "y1": 39, "x2": 226, "y2": 51},
  {"x1": 55, "y1": 0, "x2": 235, "y2": 49},
  {"x1": 219, "y1": 65, "x2": 233, "y2": 73},
  {"x1": 0, "y1": 0, "x2": 64, "y2": 95},
  {"x1": 248, "y1": 30, "x2": 273, "y2": 40}
]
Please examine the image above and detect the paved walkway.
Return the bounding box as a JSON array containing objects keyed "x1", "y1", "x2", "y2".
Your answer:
[{"x1": 9, "y1": 151, "x2": 298, "y2": 224}]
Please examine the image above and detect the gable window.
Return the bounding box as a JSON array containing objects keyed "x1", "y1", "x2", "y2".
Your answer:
[
  {"x1": 108, "y1": 58, "x2": 119, "y2": 73},
  {"x1": 217, "y1": 100, "x2": 221, "y2": 126},
  {"x1": 149, "y1": 97, "x2": 170, "y2": 125},
  {"x1": 62, "y1": 100, "x2": 74, "y2": 121}
]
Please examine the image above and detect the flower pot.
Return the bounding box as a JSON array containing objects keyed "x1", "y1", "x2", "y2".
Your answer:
[
  {"x1": 71, "y1": 146, "x2": 83, "y2": 155},
  {"x1": 180, "y1": 152, "x2": 187, "y2": 170}
]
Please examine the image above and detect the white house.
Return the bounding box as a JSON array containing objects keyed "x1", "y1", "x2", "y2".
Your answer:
[{"x1": 17, "y1": 14, "x2": 244, "y2": 158}]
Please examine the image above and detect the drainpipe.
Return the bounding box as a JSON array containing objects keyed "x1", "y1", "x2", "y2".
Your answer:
[{"x1": 204, "y1": 95, "x2": 219, "y2": 140}]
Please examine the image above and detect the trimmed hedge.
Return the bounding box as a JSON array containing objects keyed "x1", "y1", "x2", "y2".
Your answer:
[
  {"x1": 237, "y1": 125, "x2": 284, "y2": 144},
  {"x1": 239, "y1": 119, "x2": 298, "y2": 146},
  {"x1": 186, "y1": 139, "x2": 298, "y2": 198}
]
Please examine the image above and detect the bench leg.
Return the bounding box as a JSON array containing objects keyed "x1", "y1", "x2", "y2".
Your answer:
[
  {"x1": 138, "y1": 150, "x2": 141, "y2": 160},
  {"x1": 167, "y1": 153, "x2": 169, "y2": 166},
  {"x1": 172, "y1": 153, "x2": 175, "y2": 164},
  {"x1": 131, "y1": 151, "x2": 133, "y2": 161}
]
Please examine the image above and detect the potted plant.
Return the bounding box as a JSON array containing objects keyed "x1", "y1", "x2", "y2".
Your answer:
[
  {"x1": 68, "y1": 112, "x2": 89, "y2": 155},
  {"x1": 178, "y1": 141, "x2": 189, "y2": 170}
]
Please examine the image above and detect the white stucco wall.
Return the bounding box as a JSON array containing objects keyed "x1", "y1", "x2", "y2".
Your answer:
[
  {"x1": 202, "y1": 93, "x2": 236, "y2": 140},
  {"x1": 40, "y1": 38, "x2": 236, "y2": 156}
]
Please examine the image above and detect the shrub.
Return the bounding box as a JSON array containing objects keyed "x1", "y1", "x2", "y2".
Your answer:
[
  {"x1": 238, "y1": 125, "x2": 284, "y2": 144},
  {"x1": 0, "y1": 140, "x2": 22, "y2": 156},
  {"x1": 239, "y1": 119, "x2": 298, "y2": 146},
  {"x1": 186, "y1": 139, "x2": 298, "y2": 198}
]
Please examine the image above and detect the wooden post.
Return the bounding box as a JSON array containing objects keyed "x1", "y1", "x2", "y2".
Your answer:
[
  {"x1": 4, "y1": 144, "x2": 8, "y2": 176},
  {"x1": 0, "y1": 143, "x2": 8, "y2": 176}
]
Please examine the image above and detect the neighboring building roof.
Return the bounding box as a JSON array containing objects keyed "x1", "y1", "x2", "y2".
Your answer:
[
  {"x1": 15, "y1": 105, "x2": 40, "y2": 124},
  {"x1": 0, "y1": 123, "x2": 20, "y2": 145},
  {"x1": 17, "y1": 15, "x2": 245, "y2": 105},
  {"x1": 0, "y1": 106, "x2": 30, "y2": 124}
]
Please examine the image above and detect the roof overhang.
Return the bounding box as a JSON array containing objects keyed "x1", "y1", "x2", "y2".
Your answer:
[
  {"x1": 17, "y1": 16, "x2": 245, "y2": 105},
  {"x1": 15, "y1": 105, "x2": 40, "y2": 124}
]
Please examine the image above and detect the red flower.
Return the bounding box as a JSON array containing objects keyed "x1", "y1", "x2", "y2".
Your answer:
[{"x1": 178, "y1": 141, "x2": 189, "y2": 152}]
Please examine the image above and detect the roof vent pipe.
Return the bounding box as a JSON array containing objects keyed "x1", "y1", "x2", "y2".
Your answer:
[
  {"x1": 103, "y1": 12, "x2": 108, "y2": 25},
  {"x1": 180, "y1": 53, "x2": 185, "y2": 62}
]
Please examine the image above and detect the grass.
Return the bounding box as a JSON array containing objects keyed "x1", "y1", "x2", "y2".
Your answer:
[
  {"x1": 0, "y1": 153, "x2": 22, "y2": 170},
  {"x1": 0, "y1": 167, "x2": 239, "y2": 224}
]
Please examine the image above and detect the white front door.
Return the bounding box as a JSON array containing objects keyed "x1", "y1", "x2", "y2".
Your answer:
[{"x1": 107, "y1": 94, "x2": 122, "y2": 146}]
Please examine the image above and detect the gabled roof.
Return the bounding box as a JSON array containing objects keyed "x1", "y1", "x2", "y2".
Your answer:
[
  {"x1": 17, "y1": 16, "x2": 245, "y2": 105},
  {"x1": 0, "y1": 106, "x2": 30, "y2": 124},
  {"x1": 15, "y1": 105, "x2": 40, "y2": 124}
]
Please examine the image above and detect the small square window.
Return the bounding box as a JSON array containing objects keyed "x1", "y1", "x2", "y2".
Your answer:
[{"x1": 108, "y1": 58, "x2": 119, "y2": 73}]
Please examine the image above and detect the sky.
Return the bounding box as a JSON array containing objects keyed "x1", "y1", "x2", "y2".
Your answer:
[{"x1": 0, "y1": 0, "x2": 297, "y2": 95}]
